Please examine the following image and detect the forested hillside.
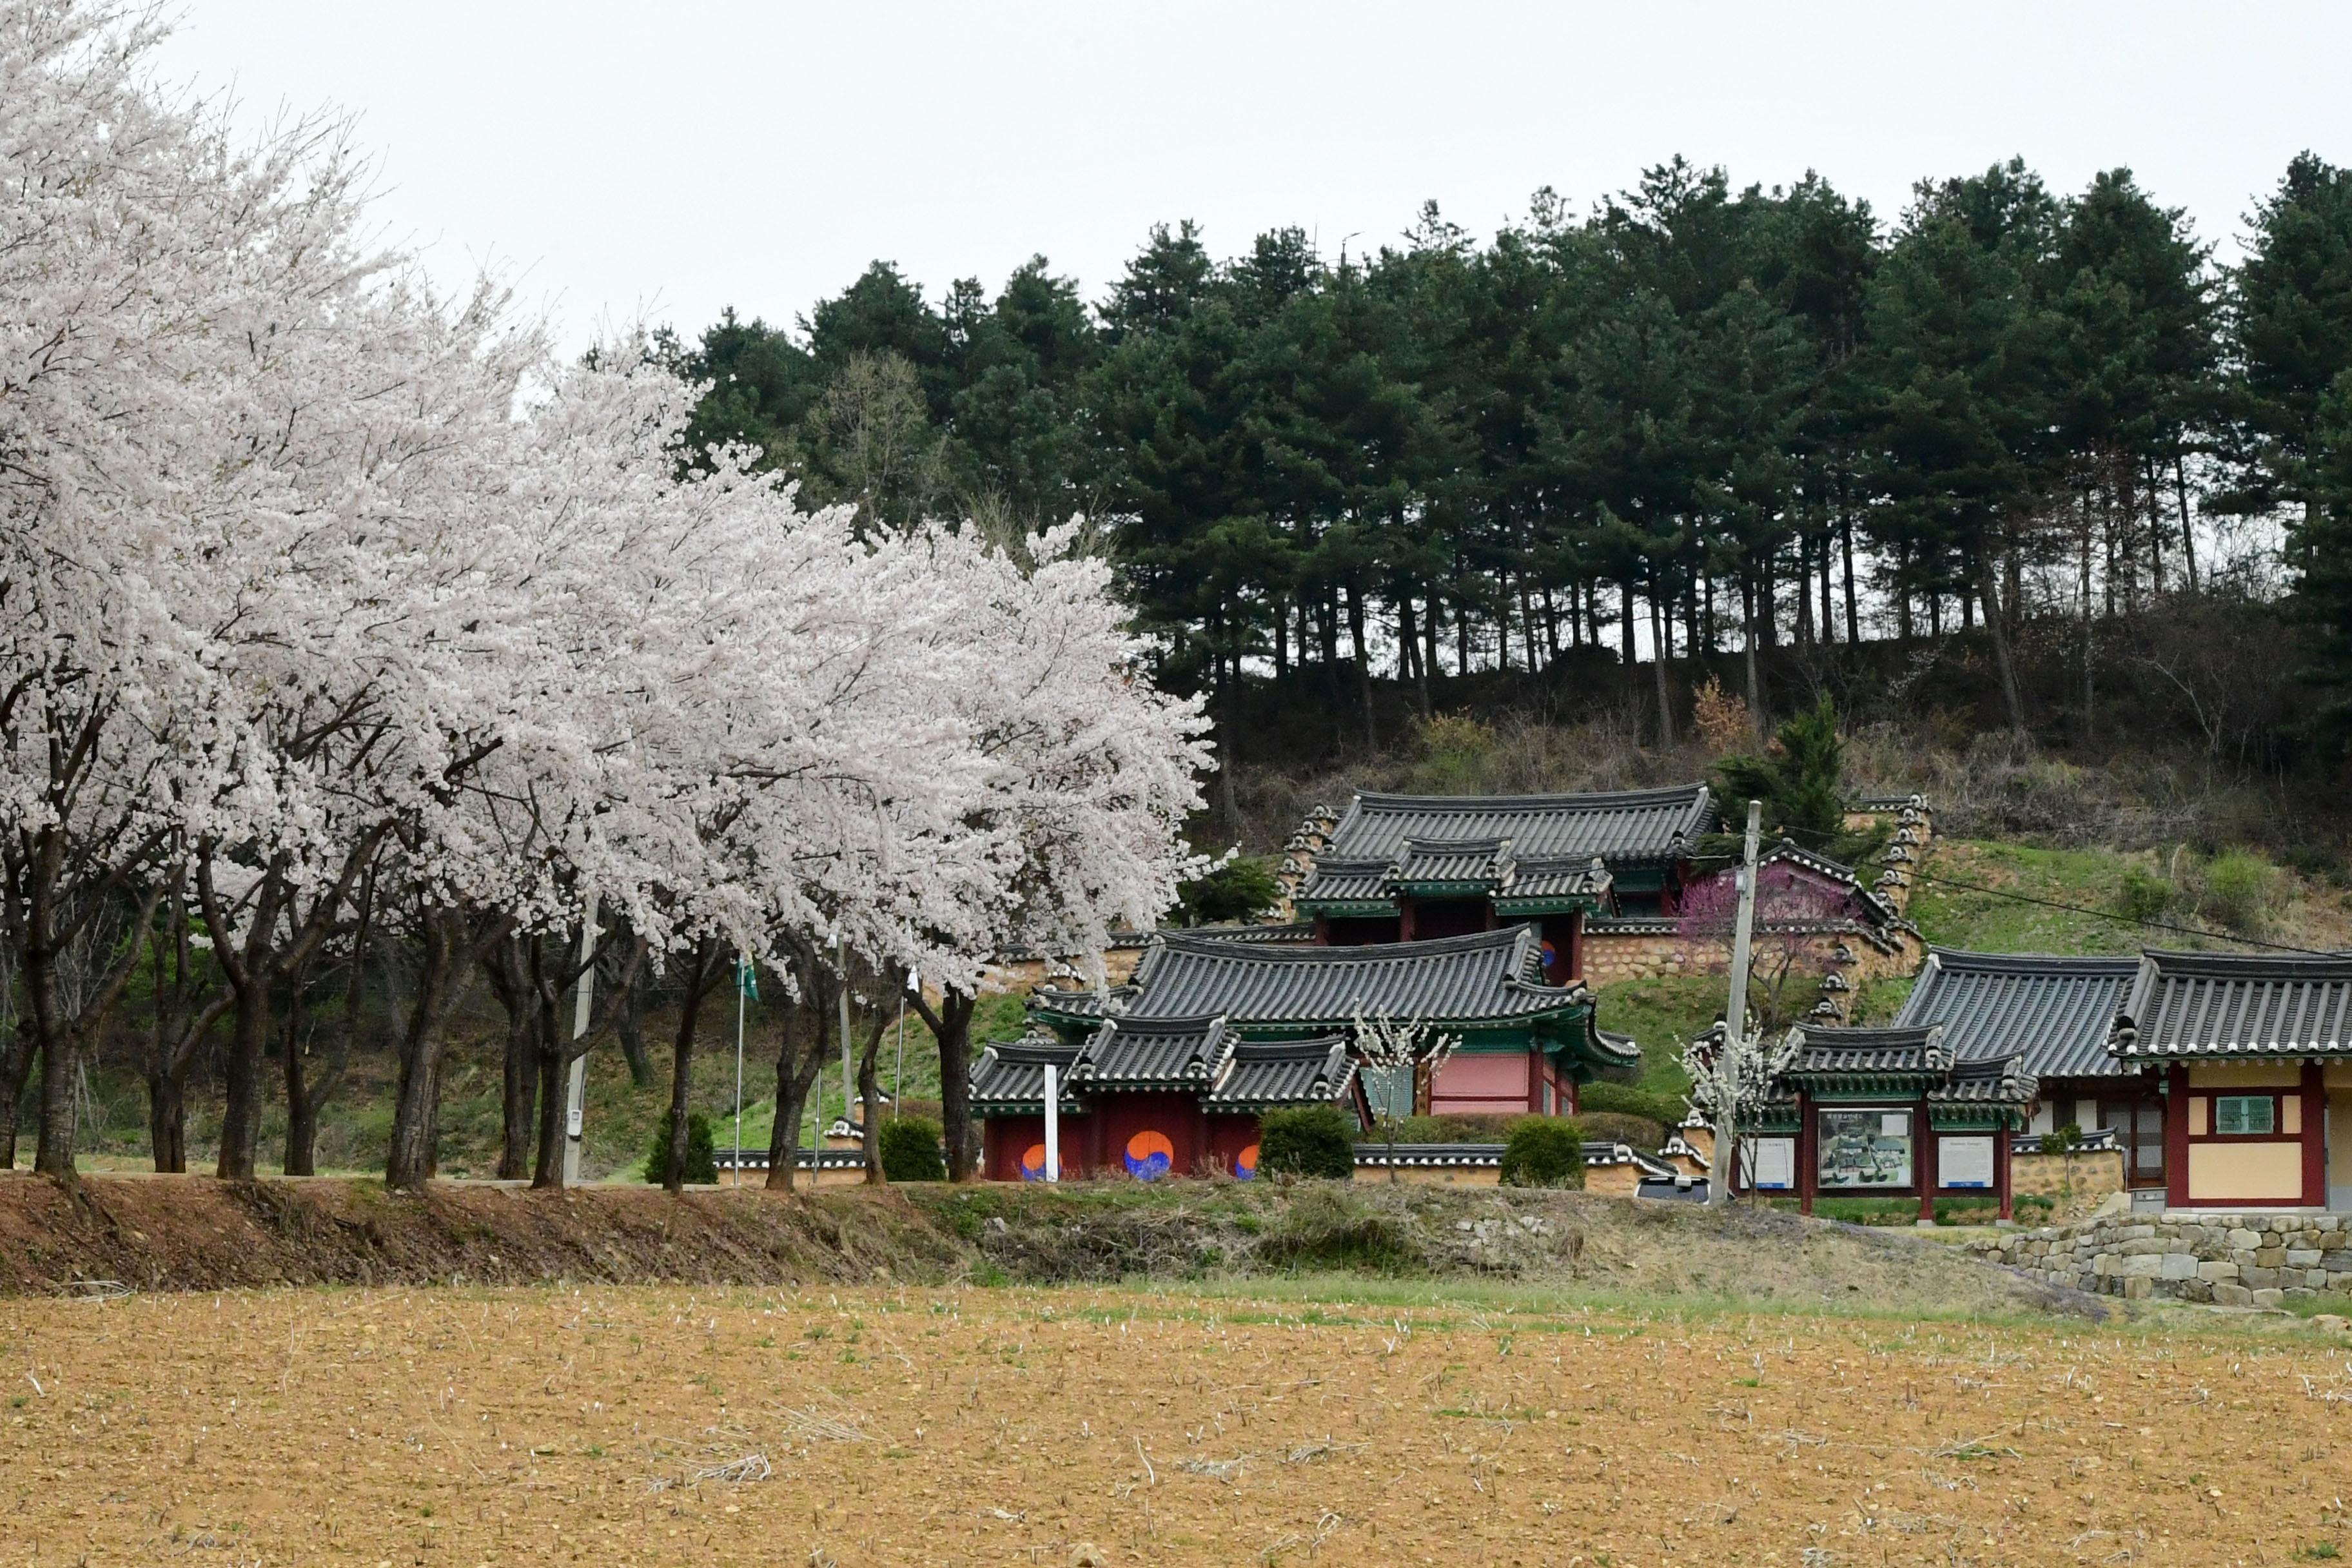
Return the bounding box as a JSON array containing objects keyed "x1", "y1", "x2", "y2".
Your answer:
[{"x1": 665, "y1": 152, "x2": 2352, "y2": 843}]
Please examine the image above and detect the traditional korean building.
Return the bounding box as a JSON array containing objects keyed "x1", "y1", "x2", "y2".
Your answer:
[
  {"x1": 1896, "y1": 948, "x2": 2155, "y2": 1186},
  {"x1": 1746, "y1": 1023, "x2": 2038, "y2": 1219},
  {"x1": 1292, "y1": 784, "x2": 1717, "y2": 979},
  {"x1": 2108, "y1": 950, "x2": 2352, "y2": 1211},
  {"x1": 968, "y1": 1020, "x2": 1359, "y2": 1182},
  {"x1": 974, "y1": 924, "x2": 1636, "y2": 1180}
]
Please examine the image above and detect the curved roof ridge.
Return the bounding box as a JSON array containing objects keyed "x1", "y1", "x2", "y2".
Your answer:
[
  {"x1": 2141, "y1": 947, "x2": 2352, "y2": 973},
  {"x1": 1924, "y1": 945, "x2": 2142, "y2": 972},
  {"x1": 1155, "y1": 925, "x2": 1534, "y2": 961},
  {"x1": 1352, "y1": 783, "x2": 1709, "y2": 810}
]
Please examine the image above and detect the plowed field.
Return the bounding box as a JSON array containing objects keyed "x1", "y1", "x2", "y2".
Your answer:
[{"x1": 3, "y1": 1282, "x2": 2346, "y2": 1565}]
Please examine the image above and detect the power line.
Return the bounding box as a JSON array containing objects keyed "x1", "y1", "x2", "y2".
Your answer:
[
  {"x1": 1701, "y1": 815, "x2": 2342, "y2": 957},
  {"x1": 1896, "y1": 866, "x2": 2341, "y2": 957}
]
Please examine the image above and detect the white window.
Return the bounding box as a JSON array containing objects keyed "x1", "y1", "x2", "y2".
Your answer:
[{"x1": 2215, "y1": 1095, "x2": 2275, "y2": 1136}]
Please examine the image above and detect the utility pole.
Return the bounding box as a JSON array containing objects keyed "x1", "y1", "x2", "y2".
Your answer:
[
  {"x1": 1709, "y1": 801, "x2": 1763, "y2": 1208},
  {"x1": 1043, "y1": 1063, "x2": 1060, "y2": 1182},
  {"x1": 562, "y1": 899, "x2": 597, "y2": 1187}
]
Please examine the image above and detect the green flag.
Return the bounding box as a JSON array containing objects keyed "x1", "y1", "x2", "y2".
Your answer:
[{"x1": 737, "y1": 956, "x2": 758, "y2": 999}]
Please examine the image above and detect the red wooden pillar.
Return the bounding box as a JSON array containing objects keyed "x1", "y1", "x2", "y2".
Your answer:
[
  {"x1": 1397, "y1": 897, "x2": 1416, "y2": 943},
  {"x1": 1312, "y1": 914, "x2": 1331, "y2": 946},
  {"x1": 2304, "y1": 1060, "x2": 2327, "y2": 1209},
  {"x1": 1916, "y1": 1099, "x2": 1935, "y2": 1224},
  {"x1": 1567, "y1": 910, "x2": 1585, "y2": 983},
  {"x1": 2165, "y1": 1063, "x2": 2191, "y2": 1210},
  {"x1": 1798, "y1": 1089, "x2": 1816, "y2": 1216},
  {"x1": 1996, "y1": 1121, "x2": 2014, "y2": 1222}
]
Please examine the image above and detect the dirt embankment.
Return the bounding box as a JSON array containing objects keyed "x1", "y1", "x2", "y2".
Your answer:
[{"x1": 0, "y1": 1170, "x2": 2105, "y2": 1317}]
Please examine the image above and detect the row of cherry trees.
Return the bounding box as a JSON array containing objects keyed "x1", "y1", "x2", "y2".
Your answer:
[{"x1": 0, "y1": 2, "x2": 1208, "y2": 1188}]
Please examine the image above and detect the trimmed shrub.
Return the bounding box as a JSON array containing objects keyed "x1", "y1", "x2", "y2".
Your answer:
[
  {"x1": 1576, "y1": 1110, "x2": 1665, "y2": 1151},
  {"x1": 1499, "y1": 1118, "x2": 1583, "y2": 1188},
  {"x1": 645, "y1": 1111, "x2": 718, "y2": 1186},
  {"x1": 879, "y1": 1117, "x2": 946, "y2": 1182},
  {"x1": 1259, "y1": 1104, "x2": 1358, "y2": 1179},
  {"x1": 1577, "y1": 1081, "x2": 1687, "y2": 1128},
  {"x1": 1384, "y1": 1112, "x2": 1516, "y2": 1144}
]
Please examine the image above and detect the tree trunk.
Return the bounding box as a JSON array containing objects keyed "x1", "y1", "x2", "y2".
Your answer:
[
  {"x1": 2173, "y1": 453, "x2": 2200, "y2": 593},
  {"x1": 1839, "y1": 511, "x2": 1860, "y2": 647},
  {"x1": 766, "y1": 979, "x2": 835, "y2": 1191},
  {"x1": 485, "y1": 939, "x2": 536, "y2": 1181},
  {"x1": 145, "y1": 1070, "x2": 186, "y2": 1175},
  {"x1": 1346, "y1": 582, "x2": 1377, "y2": 750},
  {"x1": 386, "y1": 909, "x2": 484, "y2": 1192},
  {"x1": 0, "y1": 1026, "x2": 31, "y2": 1170},
  {"x1": 1619, "y1": 581, "x2": 1637, "y2": 667},
  {"x1": 613, "y1": 963, "x2": 652, "y2": 1088},
  {"x1": 1649, "y1": 589, "x2": 1676, "y2": 749},
  {"x1": 213, "y1": 975, "x2": 273, "y2": 1181},
  {"x1": 1976, "y1": 547, "x2": 2030, "y2": 738},
  {"x1": 662, "y1": 939, "x2": 723, "y2": 1195},
  {"x1": 913, "y1": 990, "x2": 979, "y2": 1181},
  {"x1": 1741, "y1": 571, "x2": 1763, "y2": 732},
  {"x1": 858, "y1": 1004, "x2": 888, "y2": 1186}
]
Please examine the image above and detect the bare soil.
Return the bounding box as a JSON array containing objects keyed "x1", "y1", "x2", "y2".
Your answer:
[{"x1": 5, "y1": 1278, "x2": 2350, "y2": 1565}]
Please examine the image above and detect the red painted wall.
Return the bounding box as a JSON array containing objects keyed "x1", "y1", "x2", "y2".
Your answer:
[
  {"x1": 1089, "y1": 1092, "x2": 1205, "y2": 1181},
  {"x1": 983, "y1": 1112, "x2": 1099, "y2": 1182},
  {"x1": 1204, "y1": 1115, "x2": 1265, "y2": 1181},
  {"x1": 1431, "y1": 1052, "x2": 1533, "y2": 1115}
]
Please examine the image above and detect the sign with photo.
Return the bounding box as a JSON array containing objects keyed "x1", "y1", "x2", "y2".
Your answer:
[
  {"x1": 1817, "y1": 1108, "x2": 1913, "y2": 1189},
  {"x1": 1938, "y1": 1134, "x2": 1995, "y2": 1190}
]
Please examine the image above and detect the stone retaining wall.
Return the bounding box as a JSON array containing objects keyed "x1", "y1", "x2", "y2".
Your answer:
[{"x1": 1974, "y1": 1210, "x2": 2352, "y2": 1305}]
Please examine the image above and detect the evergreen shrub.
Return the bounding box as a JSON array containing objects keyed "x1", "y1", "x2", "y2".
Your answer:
[
  {"x1": 1499, "y1": 1118, "x2": 1583, "y2": 1188},
  {"x1": 645, "y1": 1112, "x2": 718, "y2": 1186},
  {"x1": 879, "y1": 1117, "x2": 946, "y2": 1182},
  {"x1": 1259, "y1": 1104, "x2": 1358, "y2": 1179}
]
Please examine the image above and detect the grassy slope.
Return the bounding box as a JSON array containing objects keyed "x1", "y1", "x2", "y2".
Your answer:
[{"x1": 1583, "y1": 832, "x2": 2322, "y2": 1099}]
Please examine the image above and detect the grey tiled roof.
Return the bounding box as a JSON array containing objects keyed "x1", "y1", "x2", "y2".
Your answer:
[
  {"x1": 1392, "y1": 836, "x2": 1513, "y2": 887},
  {"x1": 1182, "y1": 921, "x2": 1319, "y2": 945},
  {"x1": 1896, "y1": 948, "x2": 2139, "y2": 1079},
  {"x1": 1784, "y1": 1023, "x2": 1952, "y2": 1079},
  {"x1": 1505, "y1": 856, "x2": 1613, "y2": 901},
  {"x1": 1322, "y1": 785, "x2": 1715, "y2": 867},
  {"x1": 1081, "y1": 1015, "x2": 1232, "y2": 1088},
  {"x1": 2113, "y1": 950, "x2": 2352, "y2": 1059},
  {"x1": 1029, "y1": 985, "x2": 1137, "y2": 1021},
  {"x1": 1354, "y1": 1142, "x2": 1504, "y2": 1168},
  {"x1": 1124, "y1": 926, "x2": 1580, "y2": 1027},
  {"x1": 1928, "y1": 1053, "x2": 2039, "y2": 1106},
  {"x1": 1204, "y1": 1037, "x2": 1357, "y2": 1108},
  {"x1": 1295, "y1": 858, "x2": 1395, "y2": 906},
  {"x1": 968, "y1": 1034, "x2": 1086, "y2": 1110}
]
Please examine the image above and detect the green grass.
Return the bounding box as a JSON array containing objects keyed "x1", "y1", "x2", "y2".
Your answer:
[
  {"x1": 1906, "y1": 840, "x2": 2157, "y2": 956},
  {"x1": 1586, "y1": 975, "x2": 1716, "y2": 1096}
]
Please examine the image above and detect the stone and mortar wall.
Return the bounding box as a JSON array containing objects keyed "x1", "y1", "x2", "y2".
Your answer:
[
  {"x1": 1975, "y1": 1210, "x2": 2352, "y2": 1306},
  {"x1": 1582, "y1": 924, "x2": 1919, "y2": 995},
  {"x1": 2008, "y1": 1148, "x2": 2126, "y2": 1214}
]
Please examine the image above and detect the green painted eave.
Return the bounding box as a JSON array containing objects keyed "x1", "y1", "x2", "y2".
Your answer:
[{"x1": 1294, "y1": 898, "x2": 1397, "y2": 919}]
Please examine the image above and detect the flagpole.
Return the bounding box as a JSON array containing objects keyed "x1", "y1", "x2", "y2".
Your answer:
[{"x1": 733, "y1": 954, "x2": 747, "y2": 1188}]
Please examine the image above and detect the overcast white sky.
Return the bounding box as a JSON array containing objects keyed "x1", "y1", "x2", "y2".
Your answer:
[{"x1": 153, "y1": 2, "x2": 2352, "y2": 351}]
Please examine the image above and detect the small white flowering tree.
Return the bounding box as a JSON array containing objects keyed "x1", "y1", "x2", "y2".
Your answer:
[
  {"x1": 1679, "y1": 1017, "x2": 1796, "y2": 1204},
  {"x1": 1351, "y1": 1008, "x2": 1460, "y2": 1182}
]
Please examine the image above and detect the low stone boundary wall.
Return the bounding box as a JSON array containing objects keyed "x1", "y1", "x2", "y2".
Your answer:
[{"x1": 1974, "y1": 1210, "x2": 2352, "y2": 1305}]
